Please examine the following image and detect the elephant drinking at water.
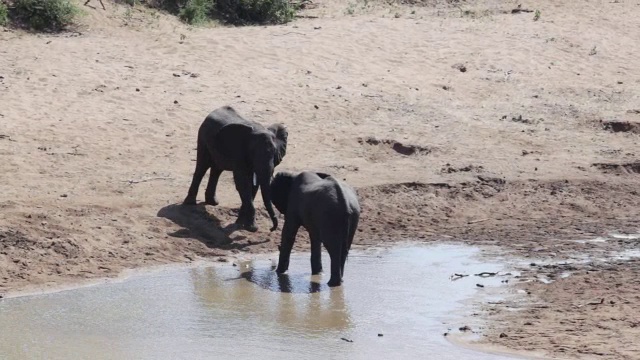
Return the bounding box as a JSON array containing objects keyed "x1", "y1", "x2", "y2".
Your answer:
[
  {"x1": 270, "y1": 171, "x2": 361, "y2": 287},
  {"x1": 183, "y1": 106, "x2": 288, "y2": 232}
]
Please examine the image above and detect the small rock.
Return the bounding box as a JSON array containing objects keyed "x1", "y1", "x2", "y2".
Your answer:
[
  {"x1": 499, "y1": 333, "x2": 508, "y2": 338},
  {"x1": 617, "y1": 81, "x2": 623, "y2": 85},
  {"x1": 459, "y1": 325, "x2": 471, "y2": 332},
  {"x1": 378, "y1": 333, "x2": 383, "y2": 337},
  {"x1": 452, "y1": 63, "x2": 467, "y2": 73},
  {"x1": 443, "y1": 332, "x2": 448, "y2": 336},
  {"x1": 340, "y1": 337, "x2": 353, "y2": 343},
  {"x1": 476, "y1": 283, "x2": 484, "y2": 288},
  {"x1": 314, "y1": 105, "x2": 319, "y2": 109},
  {"x1": 173, "y1": 73, "x2": 181, "y2": 77},
  {"x1": 136, "y1": 88, "x2": 140, "y2": 92},
  {"x1": 524, "y1": 322, "x2": 533, "y2": 326},
  {"x1": 60, "y1": 194, "x2": 68, "y2": 198},
  {"x1": 174, "y1": 100, "x2": 179, "y2": 104}
]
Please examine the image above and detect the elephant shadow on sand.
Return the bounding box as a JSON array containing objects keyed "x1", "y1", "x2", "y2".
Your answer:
[{"x1": 156, "y1": 203, "x2": 270, "y2": 251}]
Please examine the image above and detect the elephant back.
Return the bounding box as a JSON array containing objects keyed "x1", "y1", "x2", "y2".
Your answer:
[{"x1": 201, "y1": 106, "x2": 264, "y2": 138}]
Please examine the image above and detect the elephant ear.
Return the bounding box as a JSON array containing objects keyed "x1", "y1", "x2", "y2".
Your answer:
[{"x1": 214, "y1": 123, "x2": 254, "y2": 164}]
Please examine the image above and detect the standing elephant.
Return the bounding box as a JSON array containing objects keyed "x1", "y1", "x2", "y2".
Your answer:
[
  {"x1": 270, "y1": 171, "x2": 361, "y2": 287},
  {"x1": 183, "y1": 106, "x2": 288, "y2": 232}
]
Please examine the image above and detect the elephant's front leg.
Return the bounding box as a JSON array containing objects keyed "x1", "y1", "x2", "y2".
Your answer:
[
  {"x1": 276, "y1": 220, "x2": 300, "y2": 274},
  {"x1": 233, "y1": 170, "x2": 257, "y2": 232},
  {"x1": 204, "y1": 166, "x2": 223, "y2": 206},
  {"x1": 310, "y1": 233, "x2": 323, "y2": 275}
]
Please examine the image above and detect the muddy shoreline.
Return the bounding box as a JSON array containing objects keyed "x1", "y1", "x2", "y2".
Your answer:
[{"x1": 2, "y1": 178, "x2": 639, "y2": 359}]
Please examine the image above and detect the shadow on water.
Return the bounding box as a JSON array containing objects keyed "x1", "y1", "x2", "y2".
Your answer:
[
  {"x1": 156, "y1": 203, "x2": 269, "y2": 250},
  {"x1": 240, "y1": 267, "x2": 326, "y2": 294},
  {"x1": 189, "y1": 263, "x2": 352, "y2": 333}
]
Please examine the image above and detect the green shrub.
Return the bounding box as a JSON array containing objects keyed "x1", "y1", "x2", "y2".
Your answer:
[
  {"x1": 0, "y1": 1, "x2": 8, "y2": 26},
  {"x1": 146, "y1": 0, "x2": 298, "y2": 26},
  {"x1": 14, "y1": 0, "x2": 78, "y2": 31},
  {"x1": 215, "y1": 0, "x2": 296, "y2": 25},
  {"x1": 179, "y1": 0, "x2": 212, "y2": 24}
]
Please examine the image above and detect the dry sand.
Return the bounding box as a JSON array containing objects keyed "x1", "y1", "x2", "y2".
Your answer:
[{"x1": 1, "y1": 0, "x2": 639, "y2": 358}]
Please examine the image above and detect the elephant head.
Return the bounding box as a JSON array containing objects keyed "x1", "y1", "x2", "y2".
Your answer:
[
  {"x1": 270, "y1": 171, "x2": 296, "y2": 215},
  {"x1": 271, "y1": 171, "x2": 333, "y2": 216},
  {"x1": 214, "y1": 122, "x2": 288, "y2": 231}
]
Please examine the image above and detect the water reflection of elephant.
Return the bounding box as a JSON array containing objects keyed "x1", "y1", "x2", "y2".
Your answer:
[{"x1": 189, "y1": 262, "x2": 352, "y2": 333}]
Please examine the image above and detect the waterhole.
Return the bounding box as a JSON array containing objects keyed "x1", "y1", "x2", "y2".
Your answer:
[{"x1": 0, "y1": 244, "x2": 519, "y2": 360}]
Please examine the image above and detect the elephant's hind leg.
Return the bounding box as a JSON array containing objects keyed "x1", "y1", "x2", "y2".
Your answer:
[
  {"x1": 323, "y1": 232, "x2": 344, "y2": 287},
  {"x1": 310, "y1": 232, "x2": 323, "y2": 275},
  {"x1": 183, "y1": 141, "x2": 211, "y2": 205},
  {"x1": 341, "y1": 214, "x2": 359, "y2": 275}
]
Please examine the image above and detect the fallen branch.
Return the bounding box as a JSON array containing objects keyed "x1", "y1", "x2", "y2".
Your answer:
[
  {"x1": 511, "y1": 6, "x2": 533, "y2": 14},
  {"x1": 84, "y1": 0, "x2": 106, "y2": 10},
  {"x1": 123, "y1": 176, "x2": 173, "y2": 185},
  {"x1": 468, "y1": 218, "x2": 490, "y2": 224},
  {"x1": 0, "y1": 134, "x2": 16, "y2": 142},
  {"x1": 273, "y1": 32, "x2": 307, "y2": 36},
  {"x1": 577, "y1": 298, "x2": 605, "y2": 308},
  {"x1": 475, "y1": 272, "x2": 498, "y2": 277},
  {"x1": 450, "y1": 273, "x2": 469, "y2": 281}
]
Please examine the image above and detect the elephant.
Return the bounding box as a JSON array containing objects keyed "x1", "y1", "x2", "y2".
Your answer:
[
  {"x1": 270, "y1": 171, "x2": 361, "y2": 287},
  {"x1": 183, "y1": 106, "x2": 288, "y2": 232}
]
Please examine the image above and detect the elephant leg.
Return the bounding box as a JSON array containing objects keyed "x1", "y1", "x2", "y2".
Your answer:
[
  {"x1": 233, "y1": 170, "x2": 257, "y2": 232},
  {"x1": 183, "y1": 142, "x2": 210, "y2": 205},
  {"x1": 251, "y1": 182, "x2": 259, "y2": 201},
  {"x1": 276, "y1": 219, "x2": 300, "y2": 274},
  {"x1": 327, "y1": 245, "x2": 343, "y2": 287},
  {"x1": 204, "y1": 166, "x2": 223, "y2": 206},
  {"x1": 342, "y1": 214, "x2": 359, "y2": 276},
  {"x1": 310, "y1": 232, "x2": 323, "y2": 275}
]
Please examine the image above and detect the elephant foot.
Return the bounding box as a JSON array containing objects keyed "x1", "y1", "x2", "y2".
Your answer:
[
  {"x1": 244, "y1": 223, "x2": 258, "y2": 233},
  {"x1": 275, "y1": 266, "x2": 287, "y2": 274},
  {"x1": 327, "y1": 278, "x2": 342, "y2": 287},
  {"x1": 235, "y1": 221, "x2": 258, "y2": 233},
  {"x1": 204, "y1": 193, "x2": 219, "y2": 206},
  {"x1": 311, "y1": 269, "x2": 323, "y2": 275},
  {"x1": 204, "y1": 198, "x2": 219, "y2": 206},
  {"x1": 235, "y1": 217, "x2": 258, "y2": 233},
  {"x1": 182, "y1": 196, "x2": 197, "y2": 205}
]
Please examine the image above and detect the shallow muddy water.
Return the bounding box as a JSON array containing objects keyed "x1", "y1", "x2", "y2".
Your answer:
[{"x1": 0, "y1": 244, "x2": 519, "y2": 360}]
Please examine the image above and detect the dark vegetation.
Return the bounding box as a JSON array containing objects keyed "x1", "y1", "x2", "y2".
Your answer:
[{"x1": 0, "y1": 0, "x2": 305, "y2": 32}]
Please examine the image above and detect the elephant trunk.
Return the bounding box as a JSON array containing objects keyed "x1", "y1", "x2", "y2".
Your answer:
[{"x1": 257, "y1": 169, "x2": 278, "y2": 232}]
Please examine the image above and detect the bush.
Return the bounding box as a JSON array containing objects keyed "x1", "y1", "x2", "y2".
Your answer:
[
  {"x1": 147, "y1": 0, "x2": 298, "y2": 26},
  {"x1": 13, "y1": 0, "x2": 78, "y2": 31},
  {"x1": 215, "y1": 0, "x2": 295, "y2": 25},
  {"x1": 0, "y1": 1, "x2": 8, "y2": 26},
  {"x1": 179, "y1": 0, "x2": 212, "y2": 24}
]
